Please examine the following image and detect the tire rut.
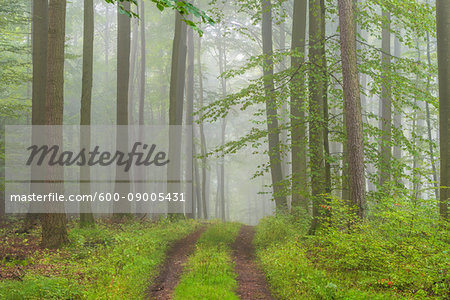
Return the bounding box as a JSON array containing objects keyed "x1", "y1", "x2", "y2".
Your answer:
[
  {"x1": 148, "y1": 227, "x2": 206, "y2": 299},
  {"x1": 232, "y1": 225, "x2": 273, "y2": 300}
]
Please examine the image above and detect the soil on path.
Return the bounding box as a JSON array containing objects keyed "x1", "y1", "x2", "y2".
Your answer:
[
  {"x1": 148, "y1": 227, "x2": 205, "y2": 299},
  {"x1": 232, "y1": 225, "x2": 273, "y2": 300}
]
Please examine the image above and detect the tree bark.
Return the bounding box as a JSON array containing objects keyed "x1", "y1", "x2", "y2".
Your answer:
[
  {"x1": 308, "y1": 0, "x2": 326, "y2": 234},
  {"x1": 217, "y1": 26, "x2": 227, "y2": 221},
  {"x1": 113, "y1": 1, "x2": 131, "y2": 218},
  {"x1": 262, "y1": 0, "x2": 286, "y2": 211},
  {"x1": 185, "y1": 22, "x2": 195, "y2": 219},
  {"x1": 393, "y1": 32, "x2": 401, "y2": 162},
  {"x1": 338, "y1": 0, "x2": 366, "y2": 219},
  {"x1": 136, "y1": 0, "x2": 147, "y2": 217},
  {"x1": 437, "y1": 0, "x2": 449, "y2": 219},
  {"x1": 425, "y1": 31, "x2": 439, "y2": 201},
  {"x1": 41, "y1": 0, "x2": 69, "y2": 248},
  {"x1": 197, "y1": 36, "x2": 208, "y2": 219},
  {"x1": 378, "y1": 9, "x2": 391, "y2": 188},
  {"x1": 21, "y1": 0, "x2": 49, "y2": 233},
  {"x1": 167, "y1": 10, "x2": 187, "y2": 216},
  {"x1": 79, "y1": 0, "x2": 95, "y2": 227},
  {"x1": 320, "y1": 0, "x2": 331, "y2": 198},
  {"x1": 290, "y1": 0, "x2": 308, "y2": 210}
]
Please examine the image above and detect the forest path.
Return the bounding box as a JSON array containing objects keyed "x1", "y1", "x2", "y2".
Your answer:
[
  {"x1": 148, "y1": 226, "x2": 206, "y2": 299},
  {"x1": 232, "y1": 225, "x2": 273, "y2": 300}
]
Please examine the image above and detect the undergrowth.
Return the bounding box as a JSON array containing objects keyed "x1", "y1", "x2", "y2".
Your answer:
[
  {"x1": 255, "y1": 201, "x2": 449, "y2": 299},
  {"x1": 0, "y1": 218, "x2": 200, "y2": 299}
]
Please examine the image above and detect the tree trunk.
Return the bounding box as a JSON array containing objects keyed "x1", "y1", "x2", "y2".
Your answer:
[
  {"x1": 308, "y1": 0, "x2": 326, "y2": 234},
  {"x1": 185, "y1": 23, "x2": 195, "y2": 219},
  {"x1": 378, "y1": 9, "x2": 391, "y2": 189},
  {"x1": 262, "y1": 0, "x2": 286, "y2": 211},
  {"x1": 21, "y1": 0, "x2": 48, "y2": 233},
  {"x1": 437, "y1": 0, "x2": 449, "y2": 219},
  {"x1": 338, "y1": 0, "x2": 366, "y2": 219},
  {"x1": 320, "y1": 0, "x2": 331, "y2": 198},
  {"x1": 128, "y1": 12, "x2": 139, "y2": 126},
  {"x1": 41, "y1": 0, "x2": 69, "y2": 248},
  {"x1": 136, "y1": 0, "x2": 147, "y2": 217},
  {"x1": 197, "y1": 36, "x2": 208, "y2": 219},
  {"x1": 104, "y1": 4, "x2": 110, "y2": 84},
  {"x1": 79, "y1": 0, "x2": 95, "y2": 227},
  {"x1": 217, "y1": 26, "x2": 227, "y2": 221},
  {"x1": 277, "y1": 7, "x2": 290, "y2": 199},
  {"x1": 167, "y1": 10, "x2": 187, "y2": 216},
  {"x1": 113, "y1": 1, "x2": 131, "y2": 218},
  {"x1": 393, "y1": 32, "x2": 401, "y2": 162},
  {"x1": 425, "y1": 31, "x2": 439, "y2": 201},
  {"x1": 290, "y1": 0, "x2": 308, "y2": 210}
]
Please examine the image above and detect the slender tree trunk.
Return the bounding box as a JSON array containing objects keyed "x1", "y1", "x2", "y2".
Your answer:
[
  {"x1": 41, "y1": 0, "x2": 69, "y2": 248},
  {"x1": 436, "y1": 0, "x2": 449, "y2": 219},
  {"x1": 167, "y1": 11, "x2": 187, "y2": 216},
  {"x1": 320, "y1": 0, "x2": 331, "y2": 197},
  {"x1": 139, "y1": 0, "x2": 146, "y2": 128},
  {"x1": 393, "y1": 32, "x2": 401, "y2": 162},
  {"x1": 80, "y1": 0, "x2": 95, "y2": 227},
  {"x1": 185, "y1": 23, "x2": 195, "y2": 219},
  {"x1": 262, "y1": 0, "x2": 286, "y2": 211},
  {"x1": 338, "y1": 0, "x2": 366, "y2": 219},
  {"x1": 425, "y1": 31, "x2": 439, "y2": 201},
  {"x1": 113, "y1": 1, "x2": 131, "y2": 218},
  {"x1": 378, "y1": 10, "x2": 391, "y2": 188},
  {"x1": 21, "y1": 0, "x2": 48, "y2": 233},
  {"x1": 412, "y1": 44, "x2": 422, "y2": 201},
  {"x1": 128, "y1": 12, "x2": 139, "y2": 126},
  {"x1": 308, "y1": 0, "x2": 326, "y2": 234},
  {"x1": 217, "y1": 26, "x2": 227, "y2": 221},
  {"x1": 104, "y1": 4, "x2": 110, "y2": 84},
  {"x1": 277, "y1": 8, "x2": 290, "y2": 197},
  {"x1": 197, "y1": 36, "x2": 208, "y2": 219},
  {"x1": 136, "y1": 0, "x2": 147, "y2": 217},
  {"x1": 290, "y1": 0, "x2": 308, "y2": 210}
]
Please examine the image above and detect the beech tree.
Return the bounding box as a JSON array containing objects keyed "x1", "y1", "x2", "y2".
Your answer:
[
  {"x1": 437, "y1": 0, "x2": 449, "y2": 220},
  {"x1": 40, "y1": 0, "x2": 68, "y2": 248},
  {"x1": 167, "y1": 9, "x2": 187, "y2": 216},
  {"x1": 261, "y1": 0, "x2": 286, "y2": 211},
  {"x1": 79, "y1": 0, "x2": 95, "y2": 227},
  {"x1": 308, "y1": 0, "x2": 326, "y2": 234},
  {"x1": 337, "y1": 0, "x2": 366, "y2": 219},
  {"x1": 113, "y1": 1, "x2": 131, "y2": 218},
  {"x1": 290, "y1": 0, "x2": 308, "y2": 210},
  {"x1": 379, "y1": 10, "x2": 392, "y2": 188}
]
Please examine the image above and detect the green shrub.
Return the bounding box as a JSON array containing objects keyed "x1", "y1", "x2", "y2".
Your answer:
[{"x1": 255, "y1": 211, "x2": 449, "y2": 299}]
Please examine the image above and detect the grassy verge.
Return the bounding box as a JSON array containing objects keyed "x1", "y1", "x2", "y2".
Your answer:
[
  {"x1": 254, "y1": 212, "x2": 449, "y2": 299},
  {"x1": 173, "y1": 222, "x2": 241, "y2": 300},
  {"x1": 0, "y1": 218, "x2": 200, "y2": 299}
]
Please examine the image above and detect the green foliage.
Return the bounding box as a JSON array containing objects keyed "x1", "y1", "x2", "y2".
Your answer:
[
  {"x1": 103, "y1": 0, "x2": 214, "y2": 35},
  {"x1": 255, "y1": 208, "x2": 449, "y2": 299},
  {"x1": 254, "y1": 209, "x2": 309, "y2": 249},
  {"x1": 173, "y1": 222, "x2": 241, "y2": 300}
]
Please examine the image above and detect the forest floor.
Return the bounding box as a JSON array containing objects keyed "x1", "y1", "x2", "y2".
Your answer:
[
  {"x1": 149, "y1": 224, "x2": 273, "y2": 300},
  {"x1": 232, "y1": 226, "x2": 273, "y2": 300},
  {"x1": 148, "y1": 227, "x2": 206, "y2": 299},
  {"x1": 0, "y1": 217, "x2": 448, "y2": 299}
]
